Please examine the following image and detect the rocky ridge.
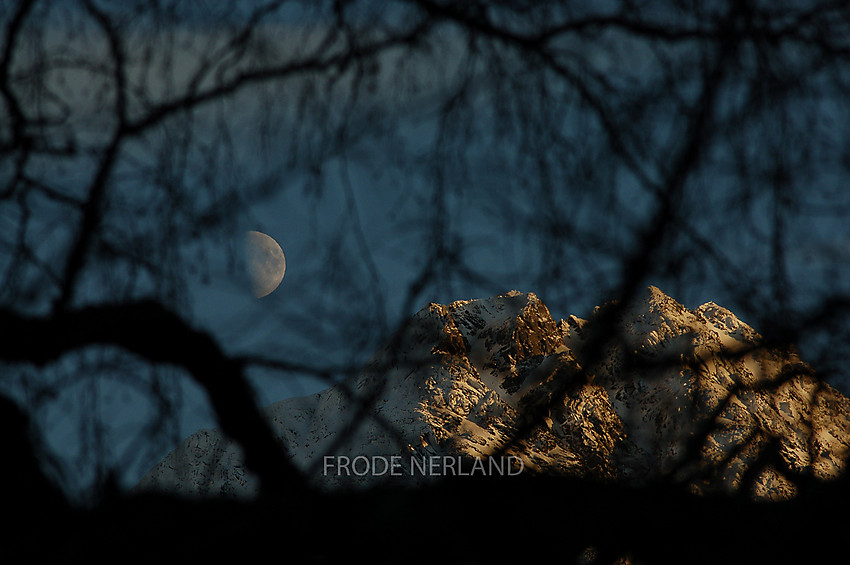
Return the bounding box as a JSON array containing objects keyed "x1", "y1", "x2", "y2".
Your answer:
[{"x1": 136, "y1": 286, "x2": 850, "y2": 500}]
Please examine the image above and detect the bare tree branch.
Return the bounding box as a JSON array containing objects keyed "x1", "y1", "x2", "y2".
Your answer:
[{"x1": 0, "y1": 301, "x2": 303, "y2": 496}]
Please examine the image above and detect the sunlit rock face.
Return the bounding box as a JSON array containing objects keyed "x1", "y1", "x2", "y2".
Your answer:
[{"x1": 136, "y1": 287, "x2": 850, "y2": 500}]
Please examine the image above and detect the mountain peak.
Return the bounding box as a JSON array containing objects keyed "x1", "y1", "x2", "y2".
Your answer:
[{"x1": 137, "y1": 287, "x2": 850, "y2": 501}]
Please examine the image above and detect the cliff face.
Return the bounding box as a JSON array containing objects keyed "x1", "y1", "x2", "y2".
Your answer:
[{"x1": 136, "y1": 286, "x2": 850, "y2": 500}]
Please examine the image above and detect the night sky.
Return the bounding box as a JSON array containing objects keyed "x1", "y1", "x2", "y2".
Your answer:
[{"x1": 2, "y1": 0, "x2": 850, "y2": 499}]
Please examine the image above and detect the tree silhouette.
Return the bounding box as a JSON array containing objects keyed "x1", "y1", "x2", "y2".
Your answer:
[{"x1": 2, "y1": 1, "x2": 850, "y2": 562}]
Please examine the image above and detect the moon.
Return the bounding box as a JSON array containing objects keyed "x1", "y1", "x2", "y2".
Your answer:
[{"x1": 244, "y1": 230, "x2": 286, "y2": 298}]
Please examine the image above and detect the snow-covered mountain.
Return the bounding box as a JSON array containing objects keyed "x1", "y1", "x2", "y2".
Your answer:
[{"x1": 136, "y1": 286, "x2": 850, "y2": 500}]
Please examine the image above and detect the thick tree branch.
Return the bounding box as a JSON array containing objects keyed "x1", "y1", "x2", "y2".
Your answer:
[{"x1": 0, "y1": 301, "x2": 303, "y2": 497}]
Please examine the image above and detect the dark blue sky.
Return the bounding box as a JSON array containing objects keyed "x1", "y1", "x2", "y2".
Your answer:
[{"x1": 3, "y1": 0, "x2": 850, "y2": 496}]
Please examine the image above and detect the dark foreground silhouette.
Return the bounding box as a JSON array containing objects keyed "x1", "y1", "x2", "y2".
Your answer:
[{"x1": 6, "y1": 395, "x2": 848, "y2": 565}]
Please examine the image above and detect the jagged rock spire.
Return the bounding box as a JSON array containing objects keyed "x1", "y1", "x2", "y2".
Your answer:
[{"x1": 137, "y1": 287, "x2": 850, "y2": 501}]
